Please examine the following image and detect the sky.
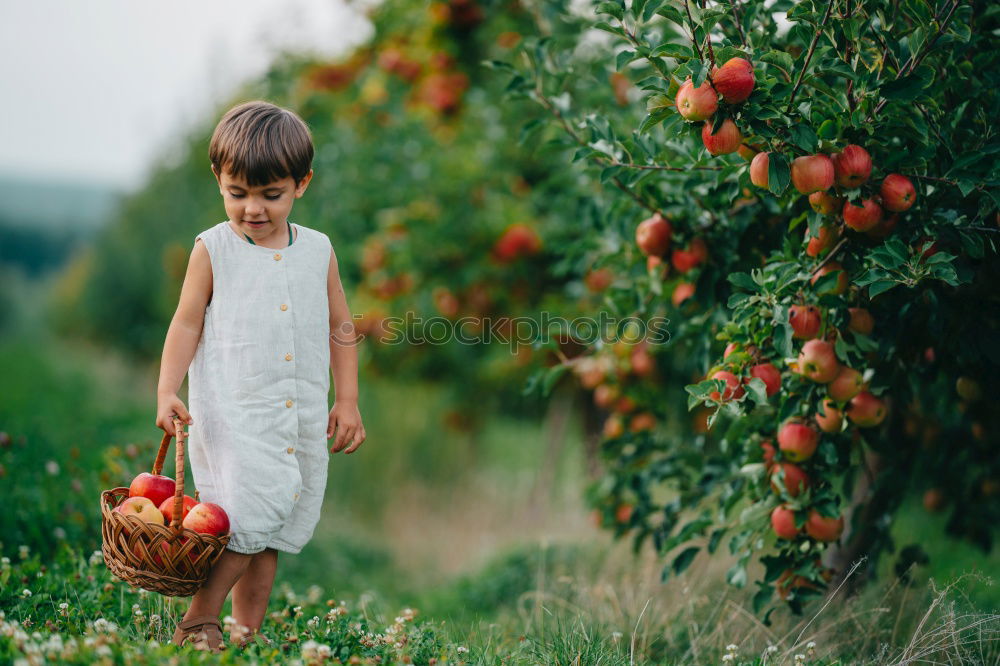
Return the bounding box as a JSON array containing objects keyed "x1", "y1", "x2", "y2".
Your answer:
[{"x1": 0, "y1": 0, "x2": 374, "y2": 192}]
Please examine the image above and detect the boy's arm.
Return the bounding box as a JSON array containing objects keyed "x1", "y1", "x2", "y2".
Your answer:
[
  {"x1": 327, "y1": 246, "x2": 366, "y2": 453},
  {"x1": 156, "y1": 239, "x2": 213, "y2": 436}
]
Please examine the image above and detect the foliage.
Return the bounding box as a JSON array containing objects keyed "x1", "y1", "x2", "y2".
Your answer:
[{"x1": 490, "y1": 0, "x2": 1000, "y2": 613}]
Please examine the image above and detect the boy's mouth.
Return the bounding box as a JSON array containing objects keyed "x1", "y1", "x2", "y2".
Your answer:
[{"x1": 245, "y1": 220, "x2": 268, "y2": 228}]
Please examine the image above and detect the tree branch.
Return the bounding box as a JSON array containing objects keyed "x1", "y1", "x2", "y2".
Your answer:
[{"x1": 785, "y1": 1, "x2": 836, "y2": 113}]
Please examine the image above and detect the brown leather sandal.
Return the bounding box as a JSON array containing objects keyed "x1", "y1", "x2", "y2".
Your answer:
[{"x1": 171, "y1": 615, "x2": 226, "y2": 653}]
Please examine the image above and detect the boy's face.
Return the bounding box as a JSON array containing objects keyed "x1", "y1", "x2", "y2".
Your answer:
[{"x1": 213, "y1": 165, "x2": 313, "y2": 244}]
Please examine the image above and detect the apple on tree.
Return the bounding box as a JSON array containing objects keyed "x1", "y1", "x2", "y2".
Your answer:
[
  {"x1": 702, "y1": 118, "x2": 742, "y2": 155},
  {"x1": 789, "y1": 304, "x2": 821, "y2": 340},
  {"x1": 790, "y1": 154, "x2": 835, "y2": 194},
  {"x1": 831, "y1": 145, "x2": 872, "y2": 188},
  {"x1": 880, "y1": 174, "x2": 916, "y2": 212},
  {"x1": 671, "y1": 238, "x2": 708, "y2": 273},
  {"x1": 828, "y1": 366, "x2": 863, "y2": 402},
  {"x1": 805, "y1": 510, "x2": 844, "y2": 542},
  {"x1": 749, "y1": 152, "x2": 769, "y2": 188},
  {"x1": 749, "y1": 362, "x2": 781, "y2": 397},
  {"x1": 808, "y1": 191, "x2": 844, "y2": 216},
  {"x1": 709, "y1": 370, "x2": 744, "y2": 401},
  {"x1": 811, "y1": 261, "x2": 849, "y2": 296},
  {"x1": 815, "y1": 398, "x2": 844, "y2": 433},
  {"x1": 771, "y1": 505, "x2": 799, "y2": 540},
  {"x1": 770, "y1": 463, "x2": 810, "y2": 497},
  {"x1": 797, "y1": 339, "x2": 840, "y2": 383},
  {"x1": 711, "y1": 58, "x2": 755, "y2": 103},
  {"x1": 778, "y1": 419, "x2": 819, "y2": 462},
  {"x1": 635, "y1": 213, "x2": 672, "y2": 257},
  {"x1": 848, "y1": 391, "x2": 887, "y2": 427},
  {"x1": 848, "y1": 308, "x2": 874, "y2": 335},
  {"x1": 674, "y1": 79, "x2": 718, "y2": 121},
  {"x1": 843, "y1": 198, "x2": 883, "y2": 232}
]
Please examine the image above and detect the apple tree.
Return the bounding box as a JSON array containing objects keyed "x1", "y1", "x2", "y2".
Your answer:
[{"x1": 495, "y1": 0, "x2": 1000, "y2": 612}]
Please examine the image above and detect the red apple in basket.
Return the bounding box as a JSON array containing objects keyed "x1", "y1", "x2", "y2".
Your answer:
[
  {"x1": 159, "y1": 495, "x2": 198, "y2": 525},
  {"x1": 183, "y1": 502, "x2": 230, "y2": 536},
  {"x1": 129, "y1": 472, "x2": 175, "y2": 508}
]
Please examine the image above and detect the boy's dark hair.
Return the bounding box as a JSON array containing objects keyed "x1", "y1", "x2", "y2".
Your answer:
[{"x1": 209, "y1": 101, "x2": 314, "y2": 187}]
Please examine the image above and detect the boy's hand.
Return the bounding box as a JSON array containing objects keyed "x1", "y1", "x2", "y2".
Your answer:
[
  {"x1": 156, "y1": 393, "x2": 193, "y2": 436},
  {"x1": 328, "y1": 401, "x2": 366, "y2": 454}
]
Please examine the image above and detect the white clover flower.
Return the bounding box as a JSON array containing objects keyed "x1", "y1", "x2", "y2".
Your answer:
[
  {"x1": 722, "y1": 655, "x2": 734, "y2": 663},
  {"x1": 1, "y1": 556, "x2": 10, "y2": 567},
  {"x1": 133, "y1": 609, "x2": 144, "y2": 618},
  {"x1": 317, "y1": 644, "x2": 331, "y2": 658},
  {"x1": 807, "y1": 641, "x2": 816, "y2": 649},
  {"x1": 223, "y1": 615, "x2": 237, "y2": 629},
  {"x1": 138, "y1": 588, "x2": 148, "y2": 598},
  {"x1": 301, "y1": 639, "x2": 320, "y2": 658},
  {"x1": 45, "y1": 460, "x2": 59, "y2": 475},
  {"x1": 307, "y1": 616, "x2": 320, "y2": 629},
  {"x1": 611, "y1": 631, "x2": 623, "y2": 641},
  {"x1": 766, "y1": 645, "x2": 779, "y2": 653},
  {"x1": 21, "y1": 589, "x2": 31, "y2": 598},
  {"x1": 96, "y1": 644, "x2": 112, "y2": 656},
  {"x1": 18, "y1": 545, "x2": 29, "y2": 559},
  {"x1": 131, "y1": 603, "x2": 140, "y2": 612},
  {"x1": 457, "y1": 646, "x2": 468, "y2": 653},
  {"x1": 88, "y1": 551, "x2": 103, "y2": 567},
  {"x1": 727, "y1": 644, "x2": 738, "y2": 651},
  {"x1": 292, "y1": 605, "x2": 302, "y2": 616},
  {"x1": 52, "y1": 527, "x2": 67, "y2": 541},
  {"x1": 149, "y1": 614, "x2": 161, "y2": 625}
]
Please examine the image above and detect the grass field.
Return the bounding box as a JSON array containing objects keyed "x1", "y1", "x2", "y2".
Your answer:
[{"x1": 1, "y1": 295, "x2": 998, "y2": 663}]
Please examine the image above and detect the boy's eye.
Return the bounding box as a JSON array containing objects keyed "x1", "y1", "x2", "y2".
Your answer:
[{"x1": 230, "y1": 193, "x2": 282, "y2": 200}]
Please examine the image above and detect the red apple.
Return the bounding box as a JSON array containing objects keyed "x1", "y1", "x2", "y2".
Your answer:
[
  {"x1": 828, "y1": 366, "x2": 863, "y2": 402},
  {"x1": 749, "y1": 362, "x2": 781, "y2": 397},
  {"x1": 671, "y1": 238, "x2": 708, "y2": 273},
  {"x1": 770, "y1": 463, "x2": 810, "y2": 497},
  {"x1": 593, "y1": 384, "x2": 620, "y2": 409},
  {"x1": 493, "y1": 223, "x2": 541, "y2": 262},
  {"x1": 129, "y1": 472, "x2": 176, "y2": 509},
  {"x1": 749, "y1": 151, "x2": 769, "y2": 188},
  {"x1": 635, "y1": 213, "x2": 672, "y2": 257},
  {"x1": 880, "y1": 174, "x2": 916, "y2": 212},
  {"x1": 709, "y1": 370, "x2": 745, "y2": 402},
  {"x1": 842, "y1": 198, "x2": 883, "y2": 232},
  {"x1": 815, "y1": 398, "x2": 843, "y2": 433},
  {"x1": 585, "y1": 268, "x2": 614, "y2": 292},
  {"x1": 805, "y1": 510, "x2": 844, "y2": 542},
  {"x1": 848, "y1": 391, "x2": 887, "y2": 427},
  {"x1": 771, "y1": 505, "x2": 799, "y2": 540},
  {"x1": 603, "y1": 414, "x2": 625, "y2": 439},
  {"x1": 805, "y1": 224, "x2": 839, "y2": 258},
  {"x1": 789, "y1": 305, "x2": 821, "y2": 340},
  {"x1": 798, "y1": 339, "x2": 840, "y2": 383},
  {"x1": 702, "y1": 118, "x2": 742, "y2": 155},
  {"x1": 831, "y1": 145, "x2": 872, "y2": 188},
  {"x1": 711, "y1": 58, "x2": 755, "y2": 103},
  {"x1": 672, "y1": 282, "x2": 696, "y2": 306},
  {"x1": 761, "y1": 440, "x2": 776, "y2": 468},
  {"x1": 630, "y1": 344, "x2": 655, "y2": 378},
  {"x1": 778, "y1": 419, "x2": 819, "y2": 462},
  {"x1": 629, "y1": 412, "x2": 657, "y2": 433},
  {"x1": 616, "y1": 395, "x2": 637, "y2": 414},
  {"x1": 848, "y1": 308, "x2": 874, "y2": 335},
  {"x1": 791, "y1": 155, "x2": 835, "y2": 194},
  {"x1": 811, "y1": 261, "x2": 848, "y2": 295},
  {"x1": 923, "y1": 488, "x2": 945, "y2": 512},
  {"x1": 723, "y1": 342, "x2": 740, "y2": 359},
  {"x1": 159, "y1": 495, "x2": 199, "y2": 526},
  {"x1": 182, "y1": 502, "x2": 230, "y2": 536},
  {"x1": 808, "y1": 191, "x2": 844, "y2": 216},
  {"x1": 674, "y1": 79, "x2": 718, "y2": 121},
  {"x1": 117, "y1": 496, "x2": 165, "y2": 525}
]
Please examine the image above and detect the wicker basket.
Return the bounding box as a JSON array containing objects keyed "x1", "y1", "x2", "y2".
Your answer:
[{"x1": 101, "y1": 417, "x2": 230, "y2": 596}]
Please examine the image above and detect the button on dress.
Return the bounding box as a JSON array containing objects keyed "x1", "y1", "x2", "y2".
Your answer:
[{"x1": 187, "y1": 220, "x2": 332, "y2": 554}]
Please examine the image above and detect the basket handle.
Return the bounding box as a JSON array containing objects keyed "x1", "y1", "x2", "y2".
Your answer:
[{"x1": 151, "y1": 417, "x2": 188, "y2": 534}]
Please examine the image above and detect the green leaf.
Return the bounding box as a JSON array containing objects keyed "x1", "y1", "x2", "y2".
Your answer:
[
  {"x1": 728, "y1": 272, "x2": 760, "y2": 292},
  {"x1": 788, "y1": 124, "x2": 818, "y2": 152},
  {"x1": 596, "y1": 1, "x2": 625, "y2": 21},
  {"x1": 541, "y1": 364, "x2": 568, "y2": 396},
  {"x1": 880, "y1": 66, "x2": 933, "y2": 101},
  {"x1": 638, "y1": 109, "x2": 672, "y2": 134},
  {"x1": 767, "y1": 152, "x2": 791, "y2": 196},
  {"x1": 616, "y1": 49, "x2": 636, "y2": 71},
  {"x1": 642, "y1": 0, "x2": 667, "y2": 22},
  {"x1": 726, "y1": 562, "x2": 748, "y2": 588},
  {"x1": 817, "y1": 118, "x2": 838, "y2": 140},
  {"x1": 759, "y1": 50, "x2": 795, "y2": 78},
  {"x1": 672, "y1": 546, "x2": 700, "y2": 575},
  {"x1": 746, "y1": 377, "x2": 769, "y2": 405},
  {"x1": 868, "y1": 280, "x2": 898, "y2": 298},
  {"x1": 650, "y1": 43, "x2": 694, "y2": 60}
]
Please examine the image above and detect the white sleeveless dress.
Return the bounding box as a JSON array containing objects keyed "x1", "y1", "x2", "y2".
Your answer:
[{"x1": 187, "y1": 220, "x2": 332, "y2": 554}]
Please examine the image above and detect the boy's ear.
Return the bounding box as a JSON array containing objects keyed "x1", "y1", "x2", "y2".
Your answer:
[{"x1": 295, "y1": 169, "x2": 314, "y2": 197}]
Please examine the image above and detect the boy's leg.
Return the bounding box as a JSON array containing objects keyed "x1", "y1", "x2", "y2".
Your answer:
[
  {"x1": 230, "y1": 547, "x2": 279, "y2": 641},
  {"x1": 174, "y1": 550, "x2": 252, "y2": 647}
]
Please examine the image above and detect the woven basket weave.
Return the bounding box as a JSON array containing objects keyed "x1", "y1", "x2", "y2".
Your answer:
[{"x1": 101, "y1": 417, "x2": 230, "y2": 596}]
